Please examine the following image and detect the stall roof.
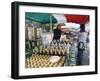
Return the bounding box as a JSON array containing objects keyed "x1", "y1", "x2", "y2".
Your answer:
[
  {"x1": 25, "y1": 12, "x2": 57, "y2": 24},
  {"x1": 64, "y1": 14, "x2": 89, "y2": 24}
]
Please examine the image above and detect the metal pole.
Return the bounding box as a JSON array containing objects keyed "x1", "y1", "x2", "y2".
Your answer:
[{"x1": 50, "y1": 15, "x2": 53, "y2": 39}]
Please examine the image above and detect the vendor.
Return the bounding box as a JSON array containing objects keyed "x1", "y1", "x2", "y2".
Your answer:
[{"x1": 53, "y1": 23, "x2": 65, "y2": 40}]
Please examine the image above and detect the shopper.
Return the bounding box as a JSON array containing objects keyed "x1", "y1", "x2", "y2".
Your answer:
[{"x1": 77, "y1": 24, "x2": 88, "y2": 65}]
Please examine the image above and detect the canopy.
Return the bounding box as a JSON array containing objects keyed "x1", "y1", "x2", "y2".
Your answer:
[
  {"x1": 26, "y1": 12, "x2": 89, "y2": 26},
  {"x1": 25, "y1": 12, "x2": 57, "y2": 24},
  {"x1": 52, "y1": 14, "x2": 67, "y2": 23},
  {"x1": 64, "y1": 14, "x2": 89, "y2": 24}
]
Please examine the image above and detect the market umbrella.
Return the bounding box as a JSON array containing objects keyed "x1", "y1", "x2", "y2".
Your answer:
[
  {"x1": 52, "y1": 13, "x2": 67, "y2": 23},
  {"x1": 25, "y1": 12, "x2": 57, "y2": 24},
  {"x1": 64, "y1": 14, "x2": 89, "y2": 24}
]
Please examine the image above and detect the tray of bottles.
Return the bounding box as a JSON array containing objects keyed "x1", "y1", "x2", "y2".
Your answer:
[{"x1": 25, "y1": 54, "x2": 65, "y2": 68}]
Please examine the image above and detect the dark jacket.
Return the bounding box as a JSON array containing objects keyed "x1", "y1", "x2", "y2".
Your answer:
[{"x1": 53, "y1": 29, "x2": 62, "y2": 40}]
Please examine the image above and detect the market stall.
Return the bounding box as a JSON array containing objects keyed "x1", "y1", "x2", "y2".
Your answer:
[{"x1": 25, "y1": 12, "x2": 90, "y2": 68}]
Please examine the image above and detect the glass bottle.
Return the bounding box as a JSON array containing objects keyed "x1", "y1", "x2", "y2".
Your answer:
[{"x1": 68, "y1": 42, "x2": 77, "y2": 66}]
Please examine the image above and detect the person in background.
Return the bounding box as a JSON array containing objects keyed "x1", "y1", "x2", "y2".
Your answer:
[{"x1": 77, "y1": 24, "x2": 88, "y2": 65}]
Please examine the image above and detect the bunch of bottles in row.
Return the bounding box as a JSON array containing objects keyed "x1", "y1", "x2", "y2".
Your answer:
[{"x1": 32, "y1": 40, "x2": 74, "y2": 56}]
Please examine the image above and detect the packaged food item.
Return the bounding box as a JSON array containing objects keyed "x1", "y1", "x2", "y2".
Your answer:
[{"x1": 49, "y1": 56, "x2": 60, "y2": 63}]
